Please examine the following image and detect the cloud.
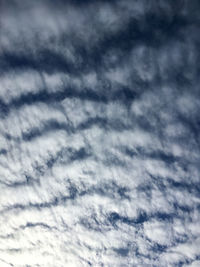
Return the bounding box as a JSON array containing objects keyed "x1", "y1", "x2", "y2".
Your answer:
[{"x1": 0, "y1": 0, "x2": 200, "y2": 266}]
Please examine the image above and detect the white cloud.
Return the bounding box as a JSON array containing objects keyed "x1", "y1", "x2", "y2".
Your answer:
[{"x1": 0, "y1": 0, "x2": 199, "y2": 266}]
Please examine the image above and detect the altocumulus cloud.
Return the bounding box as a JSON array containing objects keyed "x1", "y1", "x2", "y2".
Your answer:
[{"x1": 0, "y1": 0, "x2": 200, "y2": 266}]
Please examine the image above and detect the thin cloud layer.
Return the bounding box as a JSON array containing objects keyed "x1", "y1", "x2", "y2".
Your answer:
[{"x1": 0, "y1": 0, "x2": 200, "y2": 266}]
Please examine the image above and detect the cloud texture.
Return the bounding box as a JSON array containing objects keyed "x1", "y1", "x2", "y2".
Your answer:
[{"x1": 0, "y1": 0, "x2": 200, "y2": 266}]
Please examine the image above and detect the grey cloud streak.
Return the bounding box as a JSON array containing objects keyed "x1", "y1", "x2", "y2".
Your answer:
[{"x1": 0, "y1": 0, "x2": 200, "y2": 266}]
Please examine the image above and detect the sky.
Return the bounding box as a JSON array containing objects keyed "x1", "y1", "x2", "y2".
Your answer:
[{"x1": 0, "y1": 0, "x2": 200, "y2": 266}]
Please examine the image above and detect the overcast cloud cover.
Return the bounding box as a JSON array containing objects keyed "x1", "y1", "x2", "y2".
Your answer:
[{"x1": 0, "y1": 0, "x2": 200, "y2": 266}]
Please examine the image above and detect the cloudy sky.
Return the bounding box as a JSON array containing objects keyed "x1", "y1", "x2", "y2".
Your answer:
[{"x1": 0, "y1": 0, "x2": 200, "y2": 266}]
